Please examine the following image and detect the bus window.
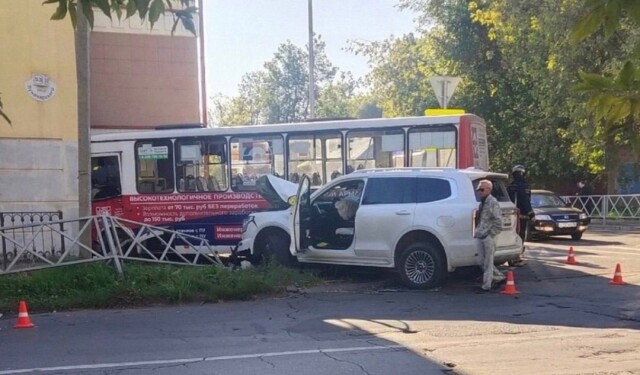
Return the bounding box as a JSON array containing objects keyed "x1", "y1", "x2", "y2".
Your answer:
[
  {"x1": 91, "y1": 155, "x2": 121, "y2": 200},
  {"x1": 408, "y1": 128, "x2": 456, "y2": 168},
  {"x1": 175, "y1": 138, "x2": 228, "y2": 192},
  {"x1": 288, "y1": 133, "x2": 343, "y2": 186},
  {"x1": 230, "y1": 135, "x2": 284, "y2": 191},
  {"x1": 135, "y1": 140, "x2": 174, "y2": 193},
  {"x1": 347, "y1": 129, "x2": 404, "y2": 172}
]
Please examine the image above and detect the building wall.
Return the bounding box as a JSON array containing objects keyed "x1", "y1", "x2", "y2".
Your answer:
[
  {"x1": 90, "y1": 13, "x2": 202, "y2": 131},
  {"x1": 0, "y1": 1, "x2": 78, "y2": 218}
]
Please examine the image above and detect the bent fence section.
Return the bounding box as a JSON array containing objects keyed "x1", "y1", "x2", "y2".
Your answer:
[
  {"x1": 0, "y1": 214, "x2": 224, "y2": 276},
  {"x1": 561, "y1": 194, "x2": 640, "y2": 225}
]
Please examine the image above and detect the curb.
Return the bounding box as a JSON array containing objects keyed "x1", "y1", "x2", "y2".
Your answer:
[{"x1": 589, "y1": 225, "x2": 640, "y2": 232}]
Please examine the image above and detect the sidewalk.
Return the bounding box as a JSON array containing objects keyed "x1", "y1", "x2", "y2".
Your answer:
[{"x1": 589, "y1": 223, "x2": 640, "y2": 232}]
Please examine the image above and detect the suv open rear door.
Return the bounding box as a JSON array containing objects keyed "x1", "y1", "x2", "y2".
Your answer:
[{"x1": 289, "y1": 175, "x2": 311, "y2": 254}]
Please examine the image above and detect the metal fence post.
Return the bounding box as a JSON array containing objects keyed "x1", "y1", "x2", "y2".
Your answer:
[
  {"x1": 101, "y1": 214, "x2": 123, "y2": 276},
  {"x1": 1, "y1": 213, "x2": 5, "y2": 271},
  {"x1": 603, "y1": 198, "x2": 608, "y2": 225}
]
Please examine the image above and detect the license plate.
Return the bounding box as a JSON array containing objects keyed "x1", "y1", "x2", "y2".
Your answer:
[{"x1": 558, "y1": 222, "x2": 577, "y2": 228}]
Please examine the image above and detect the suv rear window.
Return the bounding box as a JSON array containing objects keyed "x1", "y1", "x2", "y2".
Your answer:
[
  {"x1": 473, "y1": 177, "x2": 511, "y2": 202},
  {"x1": 417, "y1": 177, "x2": 451, "y2": 203},
  {"x1": 362, "y1": 177, "x2": 416, "y2": 204}
]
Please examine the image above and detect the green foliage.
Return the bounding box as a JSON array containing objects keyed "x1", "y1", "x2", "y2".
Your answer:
[
  {"x1": 357, "y1": 101, "x2": 383, "y2": 119},
  {"x1": 571, "y1": 0, "x2": 640, "y2": 150},
  {"x1": 349, "y1": 33, "x2": 438, "y2": 117},
  {"x1": 0, "y1": 262, "x2": 319, "y2": 313},
  {"x1": 42, "y1": 0, "x2": 197, "y2": 34},
  {"x1": 315, "y1": 72, "x2": 359, "y2": 119},
  {"x1": 356, "y1": 0, "x2": 637, "y2": 188},
  {"x1": 209, "y1": 37, "x2": 365, "y2": 125}
]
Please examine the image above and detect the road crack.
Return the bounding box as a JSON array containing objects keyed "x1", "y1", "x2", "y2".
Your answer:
[{"x1": 322, "y1": 351, "x2": 371, "y2": 375}]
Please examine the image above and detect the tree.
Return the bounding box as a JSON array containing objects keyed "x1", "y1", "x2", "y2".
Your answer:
[
  {"x1": 349, "y1": 33, "x2": 440, "y2": 117},
  {"x1": 358, "y1": 0, "x2": 632, "y2": 190},
  {"x1": 210, "y1": 37, "x2": 363, "y2": 125},
  {"x1": 209, "y1": 72, "x2": 269, "y2": 126},
  {"x1": 44, "y1": 0, "x2": 197, "y2": 34},
  {"x1": 571, "y1": 0, "x2": 640, "y2": 148},
  {"x1": 315, "y1": 72, "x2": 359, "y2": 119}
]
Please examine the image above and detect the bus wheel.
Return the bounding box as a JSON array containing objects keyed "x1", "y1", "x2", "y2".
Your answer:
[
  {"x1": 257, "y1": 231, "x2": 296, "y2": 267},
  {"x1": 397, "y1": 241, "x2": 446, "y2": 289}
]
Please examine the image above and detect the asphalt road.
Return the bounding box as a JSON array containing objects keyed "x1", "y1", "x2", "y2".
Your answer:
[{"x1": 0, "y1": 230, "x2": 639, "y2": 375}]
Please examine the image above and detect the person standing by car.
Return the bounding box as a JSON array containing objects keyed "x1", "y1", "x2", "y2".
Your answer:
[
  {"x1": 576, "y1": 180, "x2": 593, "y2": 214},
  {"x1": 507, "y1": 165, "x2": 535, "y2": 267},
  {"x1": 474, "y1": 180, "x2": 506, "y2": 291}
]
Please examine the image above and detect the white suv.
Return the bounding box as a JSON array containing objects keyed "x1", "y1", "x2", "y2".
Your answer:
[{"x1": 237, "y1": 168, "x2": 522, "y2": 289}]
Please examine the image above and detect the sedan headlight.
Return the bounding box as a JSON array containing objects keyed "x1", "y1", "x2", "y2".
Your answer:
[
  {"x1": 535, "y1": 214, "x2": 552, "y2": 221},
  {"x1": 579, "y1": 213, "x2": 588, "y2": 220}
]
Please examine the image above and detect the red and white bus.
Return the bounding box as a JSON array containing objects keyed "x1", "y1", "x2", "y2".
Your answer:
[{"x1": 91, "y1": 114, "x2": 489, "y2": 252}]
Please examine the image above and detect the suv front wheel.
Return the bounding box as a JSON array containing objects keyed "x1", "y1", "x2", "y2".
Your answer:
[{"x1": 397, "y1": 241, "x2": 446, "y2": 289}]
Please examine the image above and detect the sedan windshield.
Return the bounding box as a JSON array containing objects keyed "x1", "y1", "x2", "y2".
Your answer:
[{"x1": 531, "y1": 193, "x2": 566, "y2": 208}]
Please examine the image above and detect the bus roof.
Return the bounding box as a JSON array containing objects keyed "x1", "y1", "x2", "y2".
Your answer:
[{"x1": 91, "y1": 114, "x2": 482, "y2": 143}]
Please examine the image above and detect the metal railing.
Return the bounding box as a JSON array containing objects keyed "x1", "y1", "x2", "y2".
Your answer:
[
  {"x1": 561, "y1": 194, "x2": 640, "y2": 225},
  {"x1": 0, "y1": 214, "x2": 224, "y2": 276},
  {"x1": 1, "y1": 211, "x2": 65, "y2": 267}
]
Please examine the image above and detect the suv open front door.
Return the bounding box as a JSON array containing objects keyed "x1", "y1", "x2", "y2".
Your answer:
[{"x1": 290, "y1": 175, "x2": 311, "y2": 254}]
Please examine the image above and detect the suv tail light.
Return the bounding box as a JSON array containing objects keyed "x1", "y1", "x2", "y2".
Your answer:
[
  {"x1": 500, "y1": 207, "x2": 518, "y2": 232},
  {"x1": 472, "y1": 209, "x2": 478, "y2": 237}
]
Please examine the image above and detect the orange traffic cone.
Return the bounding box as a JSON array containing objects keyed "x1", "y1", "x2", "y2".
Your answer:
[
  {"x1": 500, "y1": 271, "x2": 520, "y2": 295},
  {"x1": 609, "y1": 263, "x2": 626, "y2": 285},
  {"x1": 14, "y1": 300, "x2": 35, "y2": 329},
  {"x1": 566, "y1": 246, "x2": 577, "y2": 265}
]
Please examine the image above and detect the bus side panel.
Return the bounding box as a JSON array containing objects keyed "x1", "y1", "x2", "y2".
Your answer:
[
  {"x1": 458, "y1": 115, "x2": 489, "y2": 170},
  {"x1": 458, "y1": 116, "x2": 473, "y2": 168},
  {"x1": 93, "y1": 192, "x2": 272, "y2": 246}
]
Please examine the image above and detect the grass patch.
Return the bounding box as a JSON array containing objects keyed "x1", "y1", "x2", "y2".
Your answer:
[{"x1": 0, "y1": 262, "x2": 319, "y2": 313}]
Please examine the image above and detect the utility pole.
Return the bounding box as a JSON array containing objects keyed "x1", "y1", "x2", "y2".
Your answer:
[
  {"x1": 76, "y1": 5, "x2": 91, "y2": 254},
  {"x1": 307, "y1": 0, "x2": 315, "y2": 119}
]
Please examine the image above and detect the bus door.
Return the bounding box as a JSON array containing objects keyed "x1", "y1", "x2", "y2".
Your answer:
[{"x1": 91, "y1": 153, "x2": 123, "y2": 216}]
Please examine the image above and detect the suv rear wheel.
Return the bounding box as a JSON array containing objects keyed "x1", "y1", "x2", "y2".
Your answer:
[{"x1": 397, "y1": 241, "x2": 446, "y2": 289}]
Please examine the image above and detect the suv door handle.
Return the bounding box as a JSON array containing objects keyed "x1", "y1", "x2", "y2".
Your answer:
[{"x1": 395, "y1": 210, "x2": 411, "y2": 216}]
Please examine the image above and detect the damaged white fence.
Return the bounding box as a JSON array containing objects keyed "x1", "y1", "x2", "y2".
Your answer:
[{"x1": 0, "y1": 214, "x2": 224, "y2": 276}]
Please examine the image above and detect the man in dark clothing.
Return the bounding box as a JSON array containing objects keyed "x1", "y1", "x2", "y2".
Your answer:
[
  {"x1": 576, "y1": 180, "x2": 593, "y2": 214},
  {"x1": 507, "y1": 165, "x2": 535, "y2": 267}
]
